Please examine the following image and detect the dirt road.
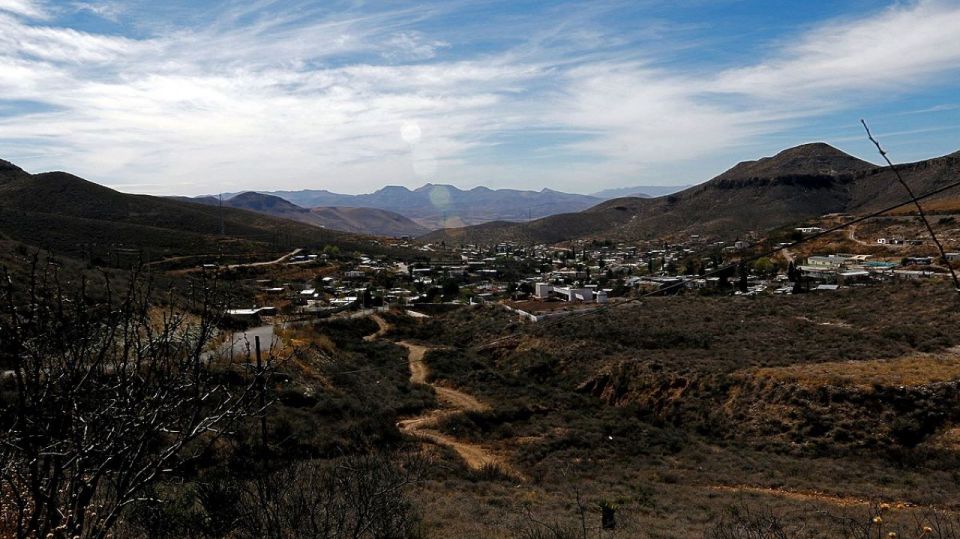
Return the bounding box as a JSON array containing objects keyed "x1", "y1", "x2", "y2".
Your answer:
[
  {"x1": 846, "y1": 224, "x2": 871, "y2": 246},
  {"x1": 398, "y1": 341, "x2": 489, "y2": 413},
  {"x1": 395, "y1": 340, "x2": 509, "y2": 473},
  {"x1": 155, "y1": 248, "x2": 305, "y2": 273},
  {"x1": 364, "y1": 314, "x2": 391, "y2": 342},
  {"x1": 227, "y1": 248, "x2": 303, "y2": 269},
  {"x1": 363, "y1": 315, "x2": 515, "y2": 475}
]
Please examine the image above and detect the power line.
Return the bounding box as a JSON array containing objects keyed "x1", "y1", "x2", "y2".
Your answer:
[{"x1": 861, "y1": 119, "x2": 960, "y2": 293}]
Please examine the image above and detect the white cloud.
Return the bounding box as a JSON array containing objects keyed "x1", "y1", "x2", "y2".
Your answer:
[
  {"x1": 69, "y1": 1, "x2": 124, "y2": 22},
  {"x1": 714, "y1": 0, "x2": 960, "y2": 100},
  {"x1": 0, "y1": 0, "x2": 958, "y2": 195},
  {"x1": 0, "y1": 13, "x2": 144, "y2": 63},
  {"x1": 382, "y1": 32, "x2": 450, "y2": 62},
  {"x1": 0, "y1": 0, "x2": 46, "y2": 19}
]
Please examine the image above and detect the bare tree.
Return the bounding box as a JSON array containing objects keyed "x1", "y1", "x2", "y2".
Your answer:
[
  {"x1": 0, "y1": 260, "x2": 264, "y2": 539},
  {"x1": 233, "y1": 453, "x2": 425, "y2": 539},
  {"x1": 706, "y1": 502, "x2": 788, "y2": 539}
]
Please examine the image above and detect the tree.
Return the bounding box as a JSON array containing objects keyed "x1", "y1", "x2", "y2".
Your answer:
[
  {"x1": 441, "y1": 279, "x2": 460, "y2": 299},
  {"x1": 787, "y1": 261, "x2": 800, "y2": 283},
  {"x1": 0, "y1": 263, "x2": 264, "y2": 539},
  {"x1": 322, "y1": 244, "x2": 340, "y2": 257},
  {"x1": 752, "y1": 257, "x2": 775, "y2": 278},
  {"x1": 424, "y1": 286, "x2": 441, "y2": 303},
  {"x1": 362, "y1": 287, "x2": 373, "y2": 307}
]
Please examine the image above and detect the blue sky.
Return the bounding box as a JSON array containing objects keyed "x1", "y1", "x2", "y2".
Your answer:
[{"x1": 0, "y1": 0, "x2": 959, "y2": 195}]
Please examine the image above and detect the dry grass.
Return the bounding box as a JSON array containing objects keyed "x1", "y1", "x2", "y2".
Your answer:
[
  {"x1": 276, "y1": 326, "x2": 337, "y2": 354},
  {"x1": 927, "y1": 426, "x2": 960, "y2": 452},
  {"x1": 751, "y1": 349, "x2": 960, "y2": 389},
  {"x1": 887, "y1": 197, "x2": 960, "y2": 215}
]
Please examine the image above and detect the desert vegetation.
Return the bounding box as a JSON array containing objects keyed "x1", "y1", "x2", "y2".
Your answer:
[{"x1": 4, "y1": 253, "x2": 960, "y2": 537}]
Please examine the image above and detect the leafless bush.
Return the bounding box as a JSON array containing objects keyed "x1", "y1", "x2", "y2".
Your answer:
[
  {"x1": 706, "y1": 502, "x2": 788, "y2": 539},
  {"x1": 512, "y1": 481, "x2": 623, "y2": 539},
  {"x1": 0, "y1": 260, "x2": 264, "y2": 538},
  {"x1": 233, "y1": 453, "x2": 425, "y2": 539},
  {"x1": 819, "y1": 502, "x2": 960, "y2": 539},
  {"x1": 707, "y1": 501, "x2": 960, "y2": 539}
]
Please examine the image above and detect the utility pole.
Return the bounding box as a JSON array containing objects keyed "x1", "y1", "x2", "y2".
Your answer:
[
  {"x1": 219, "y1": 193, "x2": 225, "y2": 236},
  {"x1": 255, "y1": 336, "x2": 267, "y2": 454}
]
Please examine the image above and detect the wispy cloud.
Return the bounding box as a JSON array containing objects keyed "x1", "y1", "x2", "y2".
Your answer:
[
  {"x1": 0, "y1": 0, "x2": 47, "y2": 19},
  {"x1": 68, "y1": 1, "x2": 125, "y2": 22},
  {"x1": 381, "y1": 32, "x2": 450, "y2": 62},
  {"x1": 0, "y1": 0, "x2": 958, "y2": 195},
  {"x1": 713, "y1": 0, "x2": 960, "y2": 100}
]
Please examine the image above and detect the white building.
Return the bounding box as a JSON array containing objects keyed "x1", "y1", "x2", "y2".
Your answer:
[
  {"x1": 553, "y1": 286, "x2": 593, "y2": 302},
  {"x1": 534, "y1": 282, "x2": 553, "y2": 298}
]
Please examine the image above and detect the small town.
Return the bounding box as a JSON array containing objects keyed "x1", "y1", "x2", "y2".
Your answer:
[{"x1": 220, "y1": 224, "x2": 960, "y2": 327}]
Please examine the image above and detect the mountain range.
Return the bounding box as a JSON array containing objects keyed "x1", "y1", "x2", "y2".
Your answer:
[
  {"x1": 4, "y1": 142, "x2": 958, "y2": 261},
  {"x1": 422, "y1": 143, "x2": 960, "y2": 244},
  {"x1": 216, "y1": 185, "x2": 607, "y2": 229},
  {"x1": 176, "y1": 192, "x2": 429, "y2": 237}
]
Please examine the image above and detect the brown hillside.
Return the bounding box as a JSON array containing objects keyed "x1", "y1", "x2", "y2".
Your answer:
[{"x1": 0, "y1": 162, "x2": 369, "y2": 264}]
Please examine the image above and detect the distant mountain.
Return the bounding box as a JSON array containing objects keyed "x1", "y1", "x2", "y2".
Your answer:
[
  {"x1": 0, "y1": 159, "x2": 366, "y2": 265},
  {"x1": 422, "y1": 142, "x2": 960, "y2": 244},
  {"x1": 183, "y1": 192, "x2": 428, "y2": 237},
  {"x1": 589, "y1": 185, "x2": 689, "y2": 199},
  {"x1": 224, "y1": 184, "x2": 602, "y2": 229},
  {"x1": 308, "y1": 207, "x2": 428, "y2": 237}
]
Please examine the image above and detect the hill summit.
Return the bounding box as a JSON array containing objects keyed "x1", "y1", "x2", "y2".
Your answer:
[{"x1": 717, "y1": 142, "x2": 873, "y2": 180}]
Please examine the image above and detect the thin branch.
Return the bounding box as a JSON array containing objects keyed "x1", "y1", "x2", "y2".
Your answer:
[{"x1": 861, "y1": 119, "x2": 960, "y2": 293}]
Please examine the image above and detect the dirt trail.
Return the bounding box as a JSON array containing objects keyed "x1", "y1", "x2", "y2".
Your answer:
[
  {"x1": 398, "y1": 342, "x2": 510, "y2": 473},
  {"x1": 362, "y1": 315, "x2": 516, "y2": 476},
  {"x1": 364, "y1": 314, "x2": 391, "y2": 342},
  {"x1": 399, "y1": 341, "x2": 489, "y2": 412},
  {"x1": 709, "y1": 485, "x2": 955, "y2": 511},
  {"x1": 227, "y1": 248, "x2": 303, "y2": 269},
  {"x1": 846, "y1": 224, "x2": 871, "y2": 246}
]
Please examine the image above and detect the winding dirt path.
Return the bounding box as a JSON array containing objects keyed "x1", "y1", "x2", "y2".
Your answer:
[
  {"x1": 364, "y1": 314, "x2": 391, "y2": 342},
  {"x1": 366, "y1": 315, "x2": 518, "y2": 476},
  {"x1": 400, "y1": 341, "x2": 489, "y2": 412},
  {"x1": 396, "y1": 340, "x2": 512, "y2": 473}
]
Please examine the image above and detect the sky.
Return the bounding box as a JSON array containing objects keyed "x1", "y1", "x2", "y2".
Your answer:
[{"x1": 0, "y1": 0, "x2": 959, "y2": 196}]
